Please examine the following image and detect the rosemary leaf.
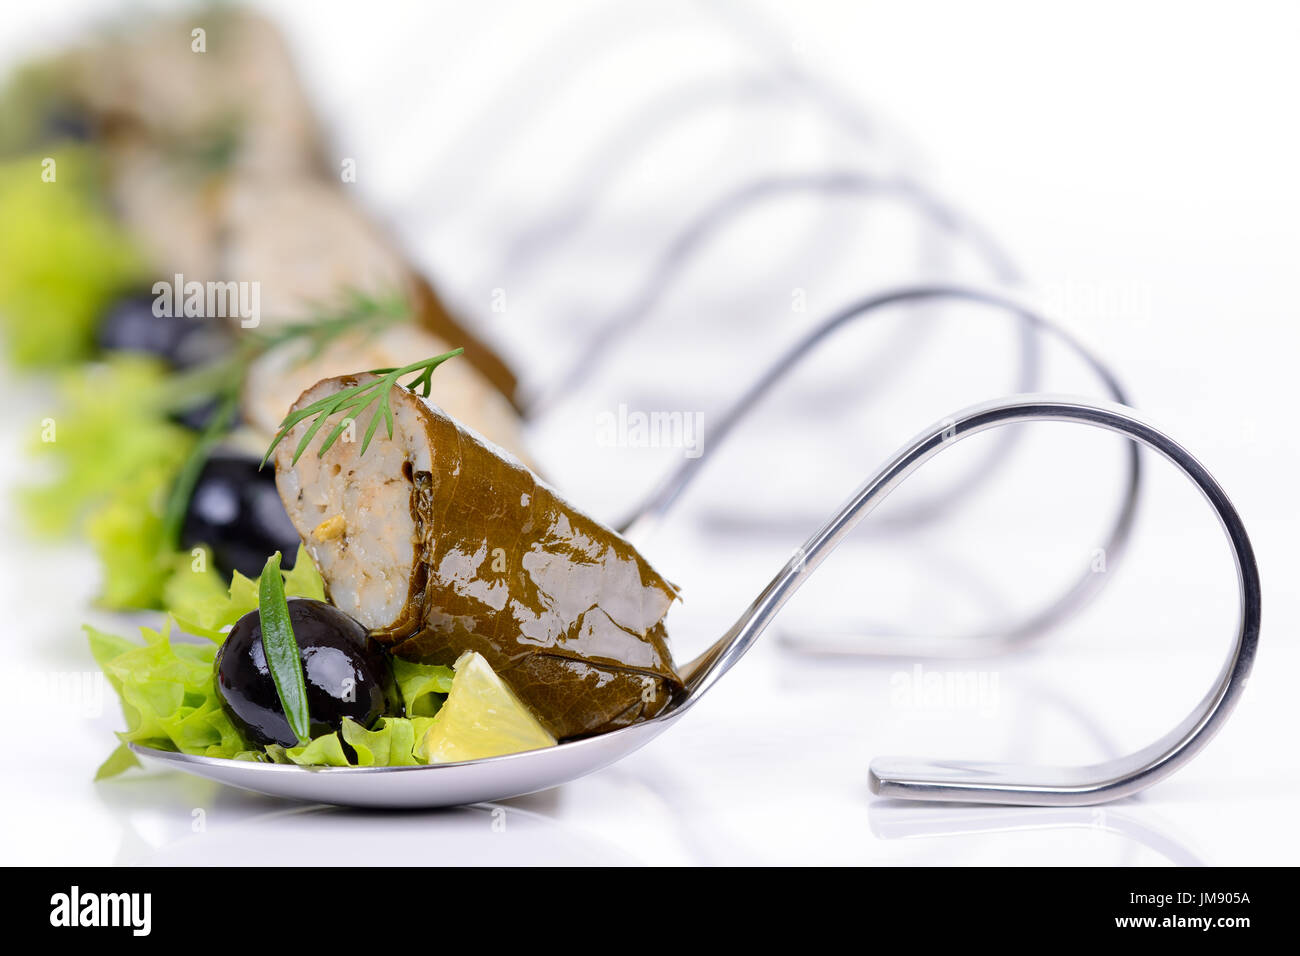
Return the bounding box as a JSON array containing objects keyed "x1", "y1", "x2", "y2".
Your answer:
[{"x1": 257, "y1": 552, "x2": 311, "y2": 745}]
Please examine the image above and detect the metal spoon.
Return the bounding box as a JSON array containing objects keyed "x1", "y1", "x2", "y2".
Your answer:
[
  {"x1": 131, "y1": 394, "x2": 1257, "y2": 809},
  {"x1": 520, "y1": 170, "x2": 1022, "y2": 416},
  {"x1": 619, "y1": 282, "x2": 1139, "y2": 658}
]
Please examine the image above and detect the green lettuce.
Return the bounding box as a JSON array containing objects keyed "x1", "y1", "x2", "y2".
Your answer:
[
  {"x1": 0, "y1": 61, "x2": 69, "y2": 153},
  {"x1": 160, "y1": 547, "x2": 232, "y2": 627},
  {"x1": 87, "y1": 620, "x2": 248, "y2": 780},
  {"x1": 20, "y1": 355, "x2": 200, "y2": 609},
  {"x1": 23, "y1": 351, "x2": 335, "y2": 613},
  {"x1": 392, "y1": 656, "x2": 452, "y2": 717},
  {"x1": 86, "y1": 479, "x2": 191, "y2": 610},
  {"x1": 165, "y1": 543, "x2": 327, "y2": 641},
  {"x1": 0, "y1": 146, "x2": 145, "y2": 367},
  {"x1": 23, "y1": 356, "x2": 192, "y2": 537},
  {"x1": 264, "y1": 716, "x2": 439, "y2": 768},
  {"x1": 91, "y1": 548, "x2": 455, "y2": 776}
]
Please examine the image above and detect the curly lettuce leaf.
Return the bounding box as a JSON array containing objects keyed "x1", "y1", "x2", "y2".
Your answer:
[
  {"x1": 0, "y1": 61, "x2": 75, "y2": 153},
  {"x1": 266, "y1": 716, "x2": 438, "y2": 768},
  {"x1": 22, "y1": 355, "x2": 193, "y2": 538},
  {"x1": 342, "y1": 716, "x2": 420, "y2": 766},
  {"x1": 93, "y1": 742, "x2": 143, "y2": 781},
  {"x1": 20, "y1": 356, "x2": 203, "y2": 610},
  {"x1": 86, "y1": 472, "x2": 192, "y2": 610},
  {"x1": 167, "y1": 544, "x2": 321, "y2": 641},
  {"x1": 87, "y1": 620, "x2": 250, "y2": 778},
  {"x1": 282, "y1": 550, "x2": 327, "y2": 602},
  {"x1": 91, "y1": 550, "x2": 450, "y2": 776},
  {"x1": 267, "y1": 732, "x2": 349, "y2": 767},
  {"x1": 160, "y1": 547, "x2": 229, "y2": 623},
  {"x1": 392, "y1": 657, "x2": 453, "y2": 717},
  {"x1": 0, "y1": 147, "x2": 144, "y2": 367}
]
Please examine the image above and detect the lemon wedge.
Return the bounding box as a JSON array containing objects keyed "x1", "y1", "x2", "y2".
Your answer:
[{"x1": 418, "y1": 651, "x2": 556, "y2": 762}]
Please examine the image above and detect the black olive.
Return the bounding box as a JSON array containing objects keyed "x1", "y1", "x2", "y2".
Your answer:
[
  {"x1": 96, "y1": 292, "x2": 233, "y2": 369},
  {"x1": 180, "y1": 452, "x2": 301, "y2": 579},
  {"x1": 215, "y1": 599, "x2": 399, "y2": 748},
  {"x1": 42, "y1": 107, "x2": 92, "y2": 143}
]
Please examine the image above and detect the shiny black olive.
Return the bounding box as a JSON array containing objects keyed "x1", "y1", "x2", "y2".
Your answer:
[
  {"x1": 96, "y1": 292, "x2": 233, "y2": 369},
  {"x1": 180, "y1": 452, "x2": 301, "y2": 579},
  {"x1": 214, "y1": 598, "x2": 399, "y2": 748}
]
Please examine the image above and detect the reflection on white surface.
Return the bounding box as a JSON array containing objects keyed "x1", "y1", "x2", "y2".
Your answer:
[
  {"x1": 11, "y1": 634, "x2": 1282, "y2": 866},
  {"x1": 867, "y1": 804, "x2": 1206, "y2": 867},
  {"x1": 111, "y1": 799, "x2": 646, "y2": 868},
  {"x1": 0, "y1": 0, "x2": 1297, "y2": 865}
]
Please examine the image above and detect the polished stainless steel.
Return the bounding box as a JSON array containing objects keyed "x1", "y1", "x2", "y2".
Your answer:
[
  {"x1": 622, "y1": 283, "x2": 1140, "y2": 659},
  {"x1": 521, "y1": 170, "x2": 1023, "y2": 416},
  {"x1": 525, "y1": 172, "x2": 1043, "y2": 546},
  {"x1": 855, "y1": 398, "x2": 1260, "y2": 804},
  {"x1": 495, "y1": 71, "x2": 839, "y2": 283},
  {"x1": 131, "y1": 719, "x2": 679, "y2": 810},
  {"x1": 680, "y1": 395, "x2": 1257, "y2": 806},
  {"x1": 133, "y1": 395, "x2": 1257, "y2": 809}
]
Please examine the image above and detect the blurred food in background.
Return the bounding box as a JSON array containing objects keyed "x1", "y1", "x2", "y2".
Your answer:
[{"x1": 0, "y1": 5, "x2": 527, "y2": 605}]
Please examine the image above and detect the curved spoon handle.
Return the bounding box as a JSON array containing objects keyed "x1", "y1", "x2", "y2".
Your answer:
[
  {"x1": 498, "y1": 71, "x2": 800, "y2": 281},
  {"x1": 636, "y1": 284, "x2": 1137, "y2": 658},
  {"x1": 683, "y1": 395, "x2": 1260, "y2": 806},
  {"x1": 522, "y1": 170, "x2": 1018, "y2": 416}
]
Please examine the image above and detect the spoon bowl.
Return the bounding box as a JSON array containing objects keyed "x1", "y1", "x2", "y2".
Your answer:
[{"x1": 131, "y1": 714, "x2": 682, "y2": 809}]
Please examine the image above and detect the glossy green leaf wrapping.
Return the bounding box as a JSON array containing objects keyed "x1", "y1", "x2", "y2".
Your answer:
[
  {"x1": 395, "y1": 415, "x2": 684, "y2": 740},
  {"x1": 274, "y1": 375, "x2": 685, "y2": 740}
]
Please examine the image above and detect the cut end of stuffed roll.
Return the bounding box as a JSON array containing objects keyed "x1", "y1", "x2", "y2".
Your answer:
[
  {"x1": 245, "y1": 323, "x2": 533, "y2": 467},
  {"x1": 273, "y1": 373, "x2": 684, "y2": 739},
  {"x1": 273, "y1": 373, "x2": 431, "y2": 633}
]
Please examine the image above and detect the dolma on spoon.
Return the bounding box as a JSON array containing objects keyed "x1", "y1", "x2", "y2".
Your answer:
[{"x1": 270, "y1": 363, "x2": 683, "y2": 739}]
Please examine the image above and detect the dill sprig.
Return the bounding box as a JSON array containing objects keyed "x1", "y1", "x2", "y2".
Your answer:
[
  {"x1": 158, "y1": 287, "x2": 412, "y2": 548},
  {"x1": 250, "y1": 289, "x2": 410, "y2": 361},
  {"x1": 260, "y1": 348, "x2": 464, "y2": 468},
  {"x1": 154, "y1": 288, "x2": 410, "y2": 418}
]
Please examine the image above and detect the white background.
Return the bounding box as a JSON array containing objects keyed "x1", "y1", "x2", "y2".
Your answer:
[{"x1": 1, "y1": 0, "x2": 1296, "y2": 865}]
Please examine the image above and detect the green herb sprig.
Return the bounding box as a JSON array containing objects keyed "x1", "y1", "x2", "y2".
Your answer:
[
  {"x1": 250, "y1": 290, "x2": 409, "y2": 361},
  {"x1": 261, "y1": 348, "x2": 463, "y2": 468},
  {"x1": 257, "y1": 551, "x2": 311, "y2": 745},
  {"x1": 156, "y1": 288, "x2": 412, "y2": 549}
]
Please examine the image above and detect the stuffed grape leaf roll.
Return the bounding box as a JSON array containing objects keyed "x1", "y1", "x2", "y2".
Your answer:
[{"x1": 273, "y1": 373, "x2": 683, "y2": 739}]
